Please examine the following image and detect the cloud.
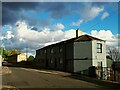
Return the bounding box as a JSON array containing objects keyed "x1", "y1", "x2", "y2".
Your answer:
[
  {"x1": 1, "y1": 21, "x2": 76, "y2": 55},
  {"x1": 91, "y1": 30, "x2": 118, "y2": 46},
  {"x1": 101, "y1": 12, "x2": 109, "y2": 20},
  {"x1": 2, "y1": 2, "x2": 68, "y2": 26},
  {"x1": 4, "y1": 31, "x2": 14, "y2": 39},
  {"x1": 71, "y1": 20, "x2": 83, "y2": 26},
  {"x1": 2, "y1": 2, "x2": 106, "y2": 26},
  {"x1": 80, "y1": 5, "x2": 104, "y2": 21},
  {"x1": 52, "y1": 23, "x2": 65, "y2": 30},
  {"x1": 2, "y1": 21, "x2": 119, "y2": 56}
]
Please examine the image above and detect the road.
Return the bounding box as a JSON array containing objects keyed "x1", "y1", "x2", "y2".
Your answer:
[{"x1": 2, "y1": 67, "x2": 107, "y2": 89}]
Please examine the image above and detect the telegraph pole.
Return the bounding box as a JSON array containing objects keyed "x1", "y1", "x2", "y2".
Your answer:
[{"x1": 26, "y1": 47, "x2": 28, "y2": 61}]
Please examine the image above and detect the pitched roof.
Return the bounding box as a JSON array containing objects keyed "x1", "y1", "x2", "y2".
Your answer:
[
  {"x1": 37, "y1": 34, "x2": 105, "y2": 50},
  {"x1": 72, "y1": 34, "x2": 105, "y2": 42}
]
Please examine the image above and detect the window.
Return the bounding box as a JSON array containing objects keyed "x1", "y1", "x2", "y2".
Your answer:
[
  {"x1": 59, "y1": 58, "x2": 63, "y2": 64},
  {"x1": 50, "y1": 48, "x2": 54, "y2": 53},
  {"x1": 59, "y1": 47, "x2": 62, "y2": 53},
  {"x1": 39, "y1": 51, "x2": 41, "y2": 55},
  {"x1": 44, "y1": 49, "x2": 46, "y2": 53},
  {"x1": 50, "y1": 59, "x2": 53, "y2": 63},
  {"x1": 97, "y1": 43, "x2": 102, "y2": 53}
]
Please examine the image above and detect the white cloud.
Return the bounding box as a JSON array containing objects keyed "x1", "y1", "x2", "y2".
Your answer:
[
  {"x1": 71, "y1": 20, "x2": 83, "y2": 26},
  {"x1": 64, "y1": 29, "x2": 76, "y2": 39},
  {"x1": 91, "y1": 30, "x2": 118, "y2": 46},
  {"x1": 1, "y1": 21, "x2": 76, "y2": 55},
  {"x1": 2, "y1": 21, "x2": 119, "y2": 56},
  {"x1": 52, "y1": 23, "x2": 65, "y2": 30},
  {"x1": 101, "y1": 12, "x2": 109, "y2": 20},
  {"x1": 80, "y1": 6, "x2": 104, "y2": 21},
  {"x1": 1, "y1": 31, "x2": 14, "y2": 40}
]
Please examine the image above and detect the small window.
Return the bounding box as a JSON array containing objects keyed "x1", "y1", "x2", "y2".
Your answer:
[
  {"x1": 59, "y1": 47, "x2": 62, "y2": 53},
  {"x1": 50, "y1": 59, "x2": 53, "y2": 63},
  {"x1": 59, "y1": 58, "x2": 63, "y2": 64},
  {"x1": 44, "y1": 50, "x2": 46, "y2": 53},
  {"x1": 97, "y1": 43, "x2": 102, "y2": 53},
  {"x1": 50, "y1": 48, "x2": 54, "y2": 53},
  {"x1": 39, "y1": 51, "x2": 41, "y2": 55}
]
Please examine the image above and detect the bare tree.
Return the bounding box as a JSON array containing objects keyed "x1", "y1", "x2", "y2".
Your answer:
[{"x1": 107, "y1": 47, "x2": 120, "y2": 61}]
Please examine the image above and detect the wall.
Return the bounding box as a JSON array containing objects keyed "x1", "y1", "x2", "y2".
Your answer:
[
  {"x1": 92, "y1": 40, "x2": 107, "y2": 79},
  {"x1": 17, "y1": 54, "x2": 27, "y2": 62},
  {"x1": 35, "y1": 43, "x2": 66, "y2": 71},
  {"x1": 73, "y1": 41, "x2": 92, "y2": 72},
  {"x1": 65, "y1": 42, "x2": 74, "y2": 72},
  {"x1": 8, "y1": 55, "x2": 17, "y2": 63},
  {"x1": 92, "y1": 40, "x2": 107, "y2": 67}
]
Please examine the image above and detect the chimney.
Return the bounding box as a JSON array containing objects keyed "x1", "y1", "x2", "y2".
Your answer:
[{"x1": 76, "y1": 28, "x2": 83, "y2": 38}]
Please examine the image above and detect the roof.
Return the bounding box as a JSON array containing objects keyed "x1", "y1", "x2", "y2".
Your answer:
[
  {"x1": 37, "y1": 34, "x2": 105, "y2": 51},
  {"x1": 8, "y1": 53, "x2": 25, "y2": 57}
]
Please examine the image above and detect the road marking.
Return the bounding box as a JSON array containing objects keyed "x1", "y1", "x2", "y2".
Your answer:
[
  {"x1": 20, "y1": 68, "x2": 59, "y2": 75},
  {"x1": 0, "y1": 85, "x2": 19, "y2": 89}
]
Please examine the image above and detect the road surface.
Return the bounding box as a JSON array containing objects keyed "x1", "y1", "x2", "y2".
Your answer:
[{"x1": 2, "y1": 67, "x2": 107, "y2": 89}]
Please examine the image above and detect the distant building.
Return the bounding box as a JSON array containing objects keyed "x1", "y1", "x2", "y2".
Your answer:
[
  {"x1": 35, "y1": 30, "x2": 107, "y2": 78},
  {"x1": 8, "y1": 53, "x2": 27, "y2": 63}
]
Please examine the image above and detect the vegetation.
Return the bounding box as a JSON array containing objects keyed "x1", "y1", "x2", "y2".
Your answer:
[
  {"x1": 28, "y1": 55, "x2": 35, "y2": 61},
  {"x1": 107, "y1": 47, "x2": 120, "y2": 61},
  {"x1": 0, "y1": 46, "x2": 21, "y2": 61}
]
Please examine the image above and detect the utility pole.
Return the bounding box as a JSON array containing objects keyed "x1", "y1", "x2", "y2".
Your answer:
[{"x1": 26, "y1": 47, "x2": 28, "y2": 61}]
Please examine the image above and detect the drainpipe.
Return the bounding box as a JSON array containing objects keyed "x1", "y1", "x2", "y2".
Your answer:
[{"x1": 100, "y1": 62, "x2": 103, "y2": 79}]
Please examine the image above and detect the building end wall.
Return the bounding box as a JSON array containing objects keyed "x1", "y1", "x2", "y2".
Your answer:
[
  {"x1": 92, "y1": 40, "x2": 107, "y2": 67},
  {"x1": 17, "y1": 54, "x2": 27, "y2": 62},
  {"x1": 73, "y1": 41, "x2": 92, "y2": 73}
]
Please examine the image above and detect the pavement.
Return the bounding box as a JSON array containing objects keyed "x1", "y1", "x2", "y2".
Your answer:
[
  {"x1": 2, "y1": 66, "x2": 12, "y2": 75},
  {"x1": 2, "y1": 66, "x2": 15, "y2": 89}
]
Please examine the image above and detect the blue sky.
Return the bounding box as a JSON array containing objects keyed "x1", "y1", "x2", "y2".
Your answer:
[
  {"x1": 1, "y1": 2, "x2": 119, "y2": 55},
  {"x1": 2, "y1": 2, "x2": 118, "y2": 33}
]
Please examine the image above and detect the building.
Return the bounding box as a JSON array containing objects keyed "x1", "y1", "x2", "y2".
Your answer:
[
  {"x1": 35, "y1": 30, "x2": 107, "y2": 77},
  {"x1": 8, "y1": 53, "x2": 27, "y2": 63}
]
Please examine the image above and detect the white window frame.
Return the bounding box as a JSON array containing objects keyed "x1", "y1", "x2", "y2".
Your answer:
[{"x1": 97, "y1": 43, "x2": 102, "y2": 53}]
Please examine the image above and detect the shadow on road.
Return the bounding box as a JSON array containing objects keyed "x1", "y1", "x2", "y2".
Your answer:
[
  {"x1": 3, "y1": 64, "x2": 120, "y2": 90},
  {"x1": 63, "y1": 74, "x2": 120, "y2": 90}
]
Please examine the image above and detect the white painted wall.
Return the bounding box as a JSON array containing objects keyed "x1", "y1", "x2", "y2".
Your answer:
[
  {"x1": 73, "y1": 40, "x2": 107, "y2": 73},
  {"x1": 92, "y1": 40, "x2": 107, "y2": 67}
]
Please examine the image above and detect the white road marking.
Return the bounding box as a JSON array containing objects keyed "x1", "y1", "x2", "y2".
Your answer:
[{"x1": 20, "y1": 68, "x2": 59, "y2": 75}]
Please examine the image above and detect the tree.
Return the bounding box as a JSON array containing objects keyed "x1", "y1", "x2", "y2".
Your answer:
[
  {"x1": 107, "y1": 47, "x2": 120, "y2": 61},
  {"x1": 1, "y1": 48, "x2": 21, "y2": 61},
  {"x1": 28, "y1": 55, "x2": 34, "y2": 61},
  {"x1": 8, "y1": 49, "x2": 21, "y2": 56}
]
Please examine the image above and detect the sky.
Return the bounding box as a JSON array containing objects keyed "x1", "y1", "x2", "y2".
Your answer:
[{"x1": 1, "y1": 1, "x2": 120, "y2": 56}]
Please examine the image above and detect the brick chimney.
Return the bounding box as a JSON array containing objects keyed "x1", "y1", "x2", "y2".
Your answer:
[{"x1": 76, "y1": 28, "x2": 83, "y2": 38}]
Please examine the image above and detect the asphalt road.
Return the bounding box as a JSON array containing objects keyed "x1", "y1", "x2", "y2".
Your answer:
[{"x1": 2, "y1": 67, "x2": 107, "y2": 89}]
